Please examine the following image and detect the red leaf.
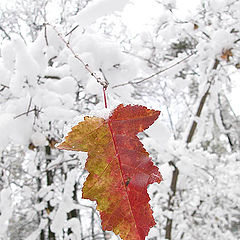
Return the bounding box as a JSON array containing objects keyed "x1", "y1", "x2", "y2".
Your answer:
[{"x1": 58, "y1": 104, "x2": 162, "y2": 240}]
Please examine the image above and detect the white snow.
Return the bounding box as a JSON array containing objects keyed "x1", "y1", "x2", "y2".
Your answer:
[
  {"x1": 1, "y1": 40, "x2": 16, "y2": 71},
  {"x1": 0, "y1": 188, "x2": 13, "y2": 238},
  {"x1": 51, "y1": 169, "x2": 79, "y2": 235},
  {"x1": 74, "y1": 0, "x2": 130, "y2": 28},
  {"x1": 31, "y1": 132, "x2": 47, "y2": 147},
  {"x1": 0, "y1": 113, "x2": 14, "y2": 152},
  {"x1": 45, "y1": 76, "x2": 77, "y2": 95}
]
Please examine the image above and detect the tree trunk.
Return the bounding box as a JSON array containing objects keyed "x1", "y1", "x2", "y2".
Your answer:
[
  {"x1": 165, "y1": 161, "x2": 179, "y2": 240},
  {"x1": 67, "y1": 182, "x2": 79, "y2": 236},
  {"x1": 164, "y1": 59, "x2": 219, "y2": 239},
  {"x1": 37, "y1": 161, "x2": 45, "y2": 240},
  {"x1": 46, "y1": 145, "x2": 56, "y2": 240}
]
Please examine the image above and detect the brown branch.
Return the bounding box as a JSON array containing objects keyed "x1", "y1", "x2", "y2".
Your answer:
[
  {"x1": 46, "y1": 23, "x2": 108, "y2": 89},
  {"x1": 186, "y1": 59, "x2": 219, "y2": 143},
  {"x1": 112, "y1": 53, "x2": 195, "y2": 88},
  {"x1": 186, "y1": 85, "x2": 211, "y2": 143},
  {"x1": 165, "y1": 161, "x2": 179, "y2": 240}
]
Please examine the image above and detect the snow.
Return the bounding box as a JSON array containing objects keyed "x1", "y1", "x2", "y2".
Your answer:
[
  {"x1": 74, "y1": 0, "x2": 130, "y2": 28},
  {"x1": 0, "y1": 62, "x2": 10, "y2": 86},
  {"x1": 26, "y1": 219, "x2": 47, "y2": 240},
  {"x1": 0, "y1": 113, "x2": 14, "y2": 152},
  {"x1": 43, "y1": 106, "x2": 77, "y2": 121},
  {"x1": 51, "y1": 169, "x2": 79, "y2": 235},
  {"x1": 88, "y1": 107, "x2": 113, "y2": 119},
  {"x1": 31, "y1": 132, "x2": 47, "y2": 147},
  {"x1": 210, "y1": 29, "x2": 235, "y2": 56},
  {"x1": 144, "y1": 118, "x2": 171, "y2": 149},
  {"x1": 12, "y1": 35, "x2": 40, "y2": 88},
  {"x1": 45, "y1": 76, "x2": 77, "y2": 95},
  {"x1": 1, "y1": 40, "x2": 16, "y2": 71},
  {"x1": 0, "y1": 0, "x2": 240, "y2": 239},
  {"x1": 0, "y1": 188, "x2": 13, "y2": 238}
]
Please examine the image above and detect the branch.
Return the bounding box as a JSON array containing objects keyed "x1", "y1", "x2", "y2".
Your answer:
[
  {"x1": 65, "y1": 25, "x2": 79, "y2": 37},
  {"x1": 44, "y1": 24, "x2": 49, "y2": 46},
  {"x1": 186, "y1": 59, "x2": 219, "y2": 143},
  {"x1": 0, "y1": 25, "x2": 11, "y2": 40},
  {"x1": 45, "y1": 23, "x2": 108, "y2": 89},
  {"x1": 112, "y1": 53, "x2": 195, "y2": 88},
  {"x1": 0, "y1": 84, "x2": 9, "y2": 91},
  {"x1": 122, "y1": 50, "x2": 162, "y2": 68},
  {"x1": 14, "y1": 107, "x2": 41, "y2": 119},
  {"x1": 165, "y1": 161, "x2": 179, "y2": 240}
]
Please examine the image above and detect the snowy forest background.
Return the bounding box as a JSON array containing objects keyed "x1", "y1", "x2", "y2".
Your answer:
[{"x1": 0, "y1": 0, "x2": 240, "y2": 239}]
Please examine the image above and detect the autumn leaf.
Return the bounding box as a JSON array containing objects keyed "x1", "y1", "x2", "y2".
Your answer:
[{"x1": 58, "y1": 104, "x2": 162, "y2": 240}]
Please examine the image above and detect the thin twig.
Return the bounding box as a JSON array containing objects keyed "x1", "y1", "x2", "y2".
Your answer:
[
  {"x1": 65, "y1": 25, "x2": 79, "y2": 37},
  {"x1": 26, "y1": 97, "x2": 32, "y2": 116},
  {"x1": 44, "y1": 24, "x2": 49, "y2": 46},
  {"x1": 0, "y1": 84, "x2": 9, "y2": 91},
  {"x1": 0, "y1": 84, "x2": 9, "y2": 88},
  {"x1": 112, "y1": 53, "x2": 195, "y2": 88},
  {"x1": 0, "y1": 25, "x2": 11, "y2": 40},
  {"x1": 122, "y1": 50, "x2": 161, "y2": 68},
  {"x1": 99, "y1": 68, "x2": 109, "y2": 87},
  {"x1": 14, "y1": 107, "x2": 40, "y2": 119},
  {"x1": 45, "y1": 23, "x2": 108, "y2": 89}
]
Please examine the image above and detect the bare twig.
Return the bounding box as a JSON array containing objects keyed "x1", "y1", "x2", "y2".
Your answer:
[
  {"x1": 65, "y1": 25, "x2": 79, "y2": 37},
  {"x1": 122, "y1": 50, "x2": 161, "y2": 68},
  {"x1": 45, "y1": 23, "x2": 108, "y2": 89},
  {"x1": 99, "y1": 68, "x2": 109, "y2": 87},
  {"x1": 44, "y1": 75, "x2": 61, "y2": 79},
  {"x1": 0, "y1": 25, "x2": 11, "y2": 40},
  {"x1": 112, "y1": 53, "x2": 195, "y2": 88},
  {"x1": 26, "y1": 97, "x2": 32, "y2": 116},
  {"x1": 44, "y1": 24, "x2": 49, "y2": 46},
  {"x1": 0, "y1": 84, "x2": 9, "y2": 91},
  {"x1": 14, "y1": 107, "x2": 41, "y2": 119}
]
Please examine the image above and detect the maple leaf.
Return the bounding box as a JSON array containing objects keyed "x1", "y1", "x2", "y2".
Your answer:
[{"x1": 58, "y1": 104, "x2": 162, "y2": 240}]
